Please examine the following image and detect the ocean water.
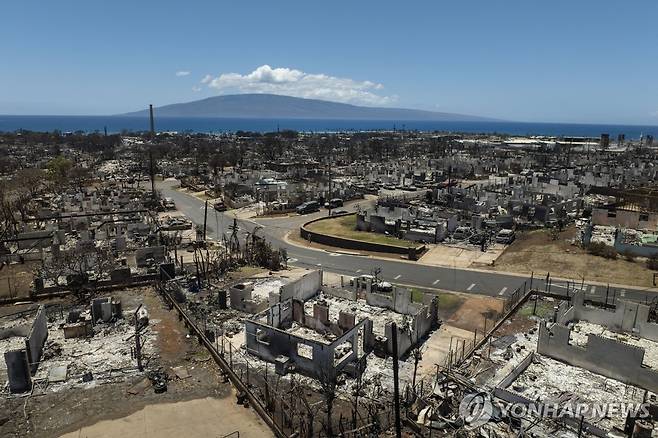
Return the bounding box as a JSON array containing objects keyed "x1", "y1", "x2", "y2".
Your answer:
[{"x1": 0, "y1": 115, "x2": 657, "y2": 139}]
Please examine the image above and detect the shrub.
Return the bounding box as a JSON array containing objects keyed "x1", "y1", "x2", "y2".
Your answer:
[
  {"x1": 622, "y1": 250, "x2": 636, "y2": 262},
  {"x1": 586, "y1": 242, "x2": 618, "y2": 260},
  {"x1": 647, "y1": 255, "x2": 658, "y2": 271}
]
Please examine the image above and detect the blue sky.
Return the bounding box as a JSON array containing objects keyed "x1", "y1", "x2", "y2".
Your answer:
[{"x1": 2, "y1": 0, "x2": 657, "y2": 124}]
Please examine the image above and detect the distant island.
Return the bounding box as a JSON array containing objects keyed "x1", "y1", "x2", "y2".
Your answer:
[{"x1": 121, "y1": 93, "x2": 495, "y2": 122}]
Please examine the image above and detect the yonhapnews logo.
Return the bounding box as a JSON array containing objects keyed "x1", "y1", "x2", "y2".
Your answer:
[{"x1": 458, "y1": 392, "x2": 651, "y2": 429}]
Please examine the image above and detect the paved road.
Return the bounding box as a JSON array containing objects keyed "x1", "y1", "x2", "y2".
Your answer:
[{"x1": 158, "y1": 181, "x2": 658, "y2": 305}]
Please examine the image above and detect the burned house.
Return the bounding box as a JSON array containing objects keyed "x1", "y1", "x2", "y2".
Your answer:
[
  {"x1": 242, "y1": 270, "x2": 439, "y2": 381},
  {"x1": 0, "y1": 305, "x2": 48, "y2": 393}
]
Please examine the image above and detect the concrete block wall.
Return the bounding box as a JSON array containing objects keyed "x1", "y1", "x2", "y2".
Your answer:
[
  {"x1": 537, "y1": 321, "x2": 658, "y2": 393},
  {"x1": 412, "y1": 296, "x2": 439, "y2": 342},
  {"x1": 135, "y1": 245, "x2": 165, "y2": 267},
  {"x1": 266, "y1": 299, "x2": 293, "y2": 328},
  {"x1": 230, "y1": 283, "x2": 261, "y2": 314},
  {"x1": 289, "y1": 298, "x2": 357, "y2": 339},
  {"x1": 385, "y1": 322, "x2": 412, "y2": 358},
  {"x1": 366, "y1": 287, "x2": 421, "y2": 315},
  {"x1": 279, "y1": 269, "x2": 323, "y2": 302},
  {"x1": 16, "y1": 231, "x2": 52, "y2": 250},
  {"x1": 558, "y1": 291, "x2": 658, "y2": 342},
  {"x1": 383, "y1": 296, "x2": 438, "y2": 359},
  {"x1": 244, "y1": 317, "x2": 369, "y2": 380},
  {"x1": 323, "y1": 285, "x2": 357, "y2": 301},
  {"x1": 4, "y1": 350, "x2": 31, "y2": 393},
  {"x1": 366, "y1": 286, "x2": 437, "y2": 322},
  {"x1": 318, "y1": 284, "x2": 439, "y2": 358},
  {"x1": 498, "y1": 352, "x2": 535, "y2": 389},
  {"x1": 636, "y1": 305, "x2": 658, "y2": 341},
  {"x1": 245, "y1": 319, "x2": 333, "y2": 377},
  {"x1": 1, "y1": 305, "x2": 48, "y2": 393},
  {"x1": 26, "y1": 306, "x2": 48, "y2": 374},
  {"x1": 356, "y1": 213, "x2": 371, "y2": 232}
]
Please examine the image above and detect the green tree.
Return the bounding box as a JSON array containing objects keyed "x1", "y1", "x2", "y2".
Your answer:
[{"x1": 46, "y1": 156, "x2": 74, "y2": 186}]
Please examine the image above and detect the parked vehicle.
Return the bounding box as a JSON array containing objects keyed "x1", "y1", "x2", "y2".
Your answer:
[
  {"x1": 163, "y1": 197, "x2": 176, "y2": 210},
  {"x1": 331, "y1": 209, "x2": 349, "y2": 216},
  {"x1": 349, "y1": 275, "x2": 392, "y2": 292},
  {"x1": 452, "y1": 226, "x2": 472, "y2": 240},
  {"x1": 325, "y1": 198, "x2": 344, "y2": 209},
  {"x1": 496, "y1": 228, "x2": 516, "y2": 244},
  {"x1": 213, "y1": 201, "x2": 227, "y2": 212},
  {"x1": 469, "y1": 232, "x2": 488, "y2": 245},
  {"x1": 296, "y1": 201, "x2": 320, "y2": 214}
]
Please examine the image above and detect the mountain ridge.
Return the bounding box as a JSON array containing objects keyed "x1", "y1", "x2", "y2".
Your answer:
[{"x1": 120, "y1": 94, "x2": 496, "y2": 121}]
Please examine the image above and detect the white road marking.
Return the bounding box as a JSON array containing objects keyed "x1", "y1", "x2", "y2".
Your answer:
[
  {"x1": 356, "y1": 269, "x2": 362, "y2": 273},
  {"x1": 498, "y1": 287, "x2": 508, "y2": 296},
  {"x1": 394, "y1": 274, "x2": 402, "y2": 280},
  {"x1": 467, "y1": 283, "x2": 476, "y2": 291},
  {"x1": 328, "y1": 253, "x2": 342, "y2": 257},
  {"x1": 590, "y1": 285, "x2": 597, "y2": 294},
  {"x1": 316, "y1": 263, "x2": 322, "y2": 266},
  {"x1": 620, "y1": 289, "x2": 626, "y2": 297},
  {"x1": 433, "y1": 279, "x2": 440, "y2": 285},
  {"x1": 287, "y1": 258, "x2": 298, "y2": 263}
]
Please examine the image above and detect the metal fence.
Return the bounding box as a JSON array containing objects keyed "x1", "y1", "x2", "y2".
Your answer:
[
  {"x1": 441, "y1": 278, "x2": 533, "y2": 371},
  {"x1": 156, "y1": 271, "x2": 405, "y2": 437}
]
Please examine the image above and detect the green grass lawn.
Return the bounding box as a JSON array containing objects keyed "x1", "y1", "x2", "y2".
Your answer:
[
  {"x1": 306, "y1": 214, "x2": 417, "y2": 248},
  {"x1": 517, "y1": 299, "x2": 555, "y2": 319}
]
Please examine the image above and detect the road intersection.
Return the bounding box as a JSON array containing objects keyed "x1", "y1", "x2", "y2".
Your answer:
[{"x1": 158, "y1": 180, "x2": 658, "y2": 305}]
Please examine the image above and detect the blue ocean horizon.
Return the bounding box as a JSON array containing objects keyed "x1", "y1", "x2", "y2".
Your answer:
[{"x1": 1, "y1": 115, "x2": 657, "y2": 139}]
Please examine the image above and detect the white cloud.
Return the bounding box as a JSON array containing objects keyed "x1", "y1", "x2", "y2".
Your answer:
[
  {"x1": 192, "y1": 86, "x2": 202, "y2": 92},
  {"x1": 201, "y1": 65, "x2": 394, "y2": 106},
  {"x1": 175, "y1": 71, "x2": 191, "y2": 77}
]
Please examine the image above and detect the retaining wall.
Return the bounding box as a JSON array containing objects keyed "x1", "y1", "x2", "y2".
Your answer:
[{"x1": 300, "y1": 213, "x2": 425, "y2": 255}]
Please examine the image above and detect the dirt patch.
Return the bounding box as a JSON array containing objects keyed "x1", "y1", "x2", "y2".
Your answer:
[
  {"x1": 418, "y1": 244, "x2": 504, "y2": 268},
  {"x1": 486, "y1": 226, "x2": 656, "y2": 288},
  {"x1": 141, "y1": 287, "x2": 192, "y2": 365},
  {"x1": 58, "y1": 393, "x2": 273, "y2": 438},
  {"x1": 0, "y1": 262, "x2": 37, "y2": 300},
  {"x1": 0, "y1": 287, "x2": 244, "y2": 438},
  {"x1": 226, "y1": 266, "x2": 270, "y2": 281},
  {"x1": 444, "y1": 294, "x2": 504, "y2": 333},
  {"x1": 415, "y1": 325, "x2": 473, "y2": 378}
]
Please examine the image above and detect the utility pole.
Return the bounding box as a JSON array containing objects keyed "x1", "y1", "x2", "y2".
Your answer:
[
  {"x1": 148, "y1": 104, "x2": 156, "y2": 198},
  {"x1": 391, "y1": 322, "x2": 402, "y2": 438},
  {"x1": 203, "y1": 200, "x2": 208, "y2": 241},
  {"x1": 149, "y1": 149, "x2": 155, "y2": 198},
  {"x1": 328, "y1": 155, "x2": 333, "y2": 216},
  {"x1": 133, "y1": 304, "x2": 145, "y2": 371}
]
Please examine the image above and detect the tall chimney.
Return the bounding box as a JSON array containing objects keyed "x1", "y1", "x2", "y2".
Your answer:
[{"x1": 149, "y1": 104, "x2": 155, "y2": 138}]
